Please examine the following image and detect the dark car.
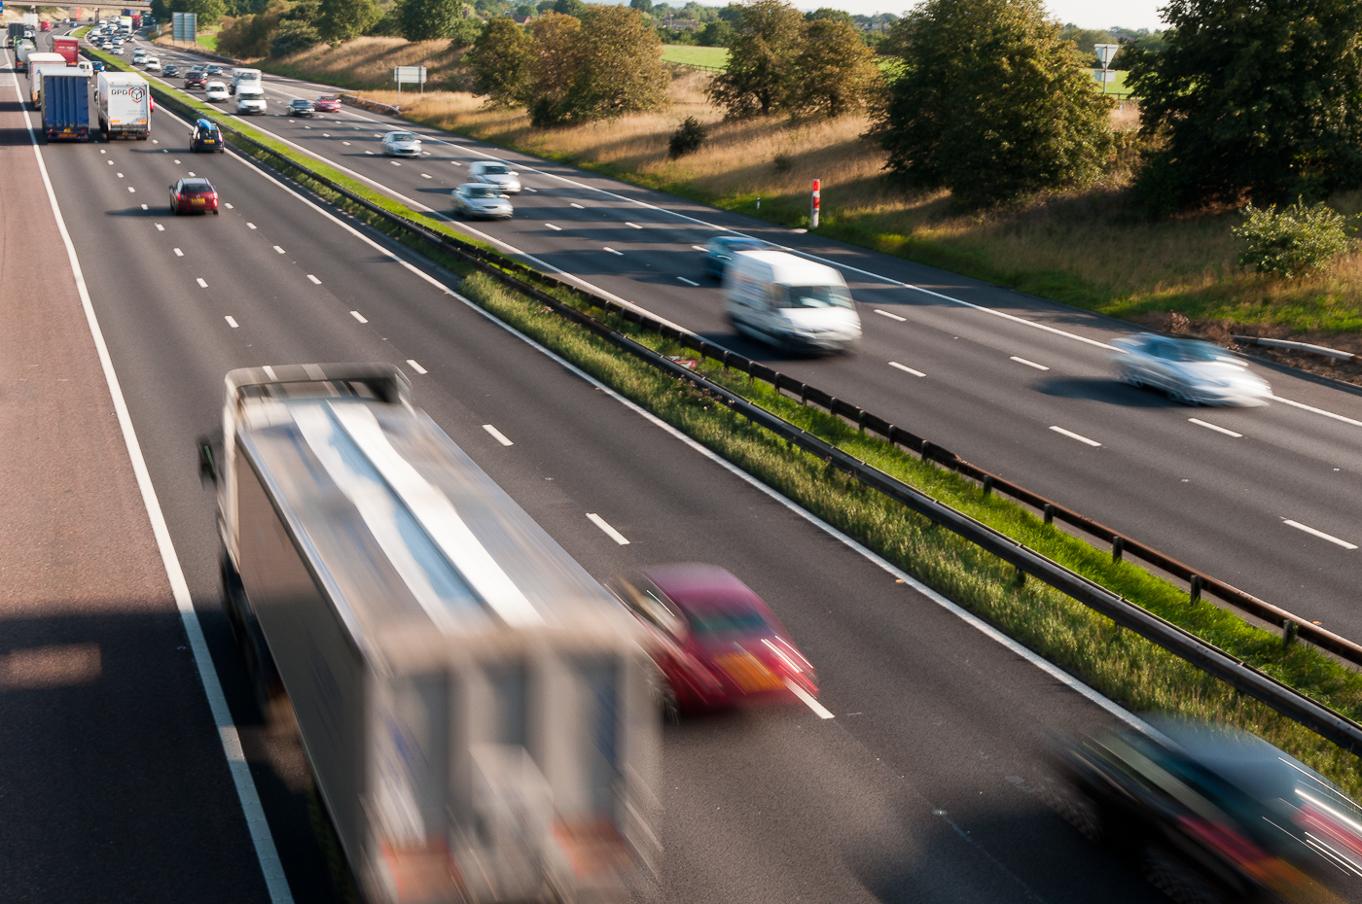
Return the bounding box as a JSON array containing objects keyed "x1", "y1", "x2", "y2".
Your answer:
[
  {"x1": 184, "y1": 70, "x2": 207, "y2": 89},
  {"x1": 1061, "y1": 719, "x2": 1362, "y2": 902},
  {"x1": 704, "y1": 235, "x2": 766, "y2": 281},
  {"x1": 169, "y1": 177, "x2": 219, "y2": 215},
  {"x1": 313, "y1": 94, "x2": 341, "y2": 113},
  {"x1": 204, "y1": 64, "x2": 224, "y2": 76},
  {"x1": 608, "y1": 564, "x2": 818, "y2": 719},
  {"x1": 91, "y1": 60, "x2": 105, "y2": 72},
  {"x1": 163, "y1": 63, "x2": 179, "y2": 77},
  {"x1": 190, "y1": 118, "x2": 225, "y2": 153},
  {"x1": 287, "y1": 98, "x2": 314, "y2": 117}
]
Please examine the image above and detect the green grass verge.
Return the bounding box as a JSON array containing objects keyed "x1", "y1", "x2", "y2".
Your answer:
[
  {"x1": 84, "y1": 42, "x2": 1362, "y2": 793},
  {"x1": 660, "y1": 44, "x2": 728, "y2": 69},
  {"x1": 456, "y1": 269, "x2": 1362, "y2": 798}
]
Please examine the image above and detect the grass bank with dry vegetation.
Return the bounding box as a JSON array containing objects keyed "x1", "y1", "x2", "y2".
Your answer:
[{"x1": 251, "y1": 43, "x2": 1362, "y2": 360}]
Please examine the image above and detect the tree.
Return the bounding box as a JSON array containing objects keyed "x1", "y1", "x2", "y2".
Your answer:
[
  {"x1": 1126, "y1": 0, "x2": 1362, "y2": 209},
  {"x1": 1058, "y1": 23, "x2": 1116, "y2": 58},
  {"x1": 551, "y1": 0, "x2": 584, "y2": 17},
  {"x1": 696, "y1": 18, "x2": 730, "y2": 47},
  {"x1": 707, "y1": 0, "x2": 805, "y2": 117},
  {"x1": 805, "y1": 7, "x2": 851, "y2": 24},
  {"x1": 788, "y1": 17, "x2": 879, "y2": 117},
  {"x1": 270, "y1": 17, "x2": 320, "y2": 53},
  {"x1": 873, "y1": 0, "x2": 1113, "y2": 206},
  {"x1": 183, "y1": 0, "x2": 228, "y2": 26},
  {"x1": 629, "y1": 0, "x2": 653, "y2": 13},
  {"x1": 318, "y1": 0, "x2": 379, "y2": 43},
  {"x1": 570, "y1": 5, "x2": 668, "y2": 119},
  {"x1": 467, "y1": 16, "x2": 531, "y2": 103},
  {"x1": 448, "y1": 9, "x2": 483, "y2": 46},
  {"x1": 400, "y1": 0, "x2": 461, "y2": 39},
  {"x1": 526, "y1": 11, "x2": 582, "y2": 124}
]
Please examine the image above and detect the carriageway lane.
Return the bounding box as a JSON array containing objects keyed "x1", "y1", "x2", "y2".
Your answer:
[
  {"x1": 132, "y1": 37, "x2": 1362, "y2": 639},
  {"x1": 32, "y1": 70, "x2": 1163, "y2": 903}
]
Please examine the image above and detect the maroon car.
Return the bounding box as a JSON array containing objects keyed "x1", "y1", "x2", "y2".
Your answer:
[
  {"x1": 169, "y1": 177, "x2": 219, "y2": 215},
  {"x1": 314, "y1": 94, "x2": 341, "y2": 113},
  {"x1": 609, "y1": 564, "x2": 817, "y2": 719}
]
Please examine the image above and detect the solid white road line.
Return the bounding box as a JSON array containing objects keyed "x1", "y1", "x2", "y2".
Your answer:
[
  {"x1": 676, "y1": 276, "x2": 698, "y2": 287},
  {"x1": 195, "y1": 277, "x2": 208, "y2": 288},
  {"x1": 9, "y1": 50, "x2": 293, "y2": 904},
  {"x1": 785, "y1": 680, "x2": 834, "y2": 719},
  {"x1": 306, "y1": 274, "x2": 321, "y2": 285},
  {"x1": 172, "y1": 248, "x2": 183, "y2": 257},
  {"x1": 888, "y1": 361, "x2": 925, "y2": 377},
  {"x1": 586, "y1": 513, "x2": 629, "y2": 546},
  {"x1": 1188, "y1": 417, "x2": 1242, "y2": 438},
  {"x1": 272, "y1": 245, "x2": 285, "y2": 254},
  {"x1": 1049, "y1": 425, "x2": 1101, "y2": 447},
  {"x1": 1283, "y1": 520, "x2": 1357, "y2": 550},
  {"x1": 349, "y1": 310, "x2": 367, "y2": 323},
  {"x1": 224, "y1": 315, "x2": 239, "y2": 328},
  {"x1": 874, "y1": 309, "x2": 907, "y2": 322},
  {"x1": 604, "y1": 246, "x2": 623, "y2": 256},
  {"x1": 405, "y1": 359, "x2": 427, "y2": 375},
  {"x1": 481, "y1": 424, "x2": 514, "y2": 447},
  {"x1": 545, "y1": 223, "x2": 561, "y2": 231},
  {"x1": 1009, "y1": 356, "x2": 1050, "y2": 371},
  {"x1": 1271, "y1": 394, "x2": 1362, "y2": 430}
]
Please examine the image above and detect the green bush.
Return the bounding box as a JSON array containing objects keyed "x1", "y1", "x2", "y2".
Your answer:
[
  {"x1": 270, "y1": 19, "x2": 321, "y2": 56},
  {"x1": 667, "y1": 116, "x2": 707, "y2": 158},
  {"x1": 1233, "y1": 199, "x2": 1355, "y2": 280}
]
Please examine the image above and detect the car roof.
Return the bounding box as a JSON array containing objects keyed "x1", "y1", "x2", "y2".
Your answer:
[
  {"x1": 642, "y1": 564, "x2": 767, "y2": 614},
  {"x1": 732, "y1": 249, "x2": 844, "y2": 286},
  {"x1": 459, "y1": 182, "x2": 500, "y2": 192},
  {"x1": 194, "y1": 117, "x2": 216, "y2": 128},
  {"x1": 712, "y1": 235, "x2": 763, "y2": 249},
  {"x1": 181, "y1": 177, "x2": 213, "y2": 188}
]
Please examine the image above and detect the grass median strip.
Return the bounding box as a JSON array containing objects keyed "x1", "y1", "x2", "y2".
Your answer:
[{"x1": 88, "y1": 45, "x2": 1362, "y2": 792}]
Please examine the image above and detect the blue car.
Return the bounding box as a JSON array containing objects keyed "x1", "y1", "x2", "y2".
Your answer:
[
  {"x1": 704, "y1": 235, "x2": 765, "y2": 281},
  {"x1": 91, "y1": 60, "x2": 106, "y2": 71}
]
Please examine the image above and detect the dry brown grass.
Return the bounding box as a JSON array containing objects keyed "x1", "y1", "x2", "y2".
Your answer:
[
  {"x1": 352, "y1": 67, "x2": 1362, "y2": 340},
  {"x1": 270, "y1": 37, "x2": 467, "y2": 91}
]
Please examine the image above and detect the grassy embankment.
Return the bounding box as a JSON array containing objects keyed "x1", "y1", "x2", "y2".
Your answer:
[
  {"x1": 252, "y1": 38, "x2": 1362, "y2": 351},
  {"x1": 85, "y1": 42, "x2": 1362, "y2": 800}
]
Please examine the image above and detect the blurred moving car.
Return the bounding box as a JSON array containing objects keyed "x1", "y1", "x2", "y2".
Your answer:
[
  {"x1": 468, "y1": 159, "x2": 522, "y2": 193},
  {"x1": 287, "y1": 98, "x2": 314, "y2": 117},
  {"x1": 163, "y1": 63, "x2": 179, "y2": 78},
  {"x1": 1113, "y1": 333, "x2": 1271, "y2": 406},
  {"x1": 90, "y1": 60, "x2": 105, "y2": 72},
  {"x1": 144, "y1": 56, "x2": 161, "y2": 71},
  {"x1": 205, "y1": 64, "x2": 224, "y2": 77},
  {"x1": 313, "y1": 94, "x2": 341, "y2": 113},
  {"x1": 451, "y1": 183, "x2": 513, "y2": 219},
  {"x1": 381, "y1": 129, "x2": 421, "y2": 156},
  {"x1": 169, "y1": 177, "x2": 219, "y2": 215},
  {"x1": 608, "y1": 564, "x2": 817, "y2": 719},
  {"x1": 184, "y1": 69, "x2": 207, "y2": 89},
  {"x1": 704, "y1": 235, "x2": 765, "y2": 281},
  {"x1": 204, "y1": 80, "x2": 229, "y2": 101},
  {"x1": 1060, "y1": 718, "x2": 1362, "y2": 903},
  {"x1": 190, "y1": 118, "x2": 225, "y2": 153}
]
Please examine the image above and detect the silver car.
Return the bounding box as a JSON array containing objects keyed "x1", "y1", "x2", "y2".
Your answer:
[
  {"x1": 468, "y1": 160, "x2": 522, "y2": 194},
  {"x1": 381, "y1": 130, "x2": 421, "y2": 156},
  {"x1": 451, "y1": 183, "x2": 513, "y2": 220},
  {"x1": 1113, "y1": 333, "x2": 1270, "y2": 406}
]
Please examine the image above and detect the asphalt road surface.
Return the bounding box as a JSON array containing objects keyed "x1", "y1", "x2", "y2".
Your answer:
[
  {"x1": 127, "y1": 34, "x2": 1362, "y2": 643},
  {"x1": 5, "y1": 42, "x2": 1177, "y2": 904}
]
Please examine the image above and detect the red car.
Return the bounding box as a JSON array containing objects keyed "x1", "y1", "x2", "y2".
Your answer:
[
  {"x1": 314, "y1": 95, "x2": 341, "y2": 113},
  {"x1": 169, "y1": 177, "x2": 219, "y2": 215},
  {"x1": 609, "y1": 564, "x2": 817, "y2": 719}
]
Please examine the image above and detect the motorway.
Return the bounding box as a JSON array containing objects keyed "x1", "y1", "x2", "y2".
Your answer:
[
  {"x1": 125, "y1": 35, "x2": 1362, "y2": 642},
  {"x1": 3, "y1": 40, "x2": 1180, "y2": 903}
]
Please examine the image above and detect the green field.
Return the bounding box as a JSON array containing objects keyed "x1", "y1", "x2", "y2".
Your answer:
[{"x1": 660, "y1": 43, "x2": 728, "y2": 69}]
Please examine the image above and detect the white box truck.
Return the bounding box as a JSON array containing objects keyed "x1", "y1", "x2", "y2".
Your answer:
[
  {"x1": 25, "y1": 53, "x2": 68, "y2": 107},
  {"x1": 96, "y1": 71, "x2": 151, "y2": 140},
  {"x1": 202, "y1": 364, "x2": 660, "y2": 904},
  {"x1": 229, "y1": 66, "x2": 261, "y2": 95}
]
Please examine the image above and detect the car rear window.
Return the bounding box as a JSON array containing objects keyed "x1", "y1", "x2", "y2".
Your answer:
[
  {"x1": 467, "y1": 185, "x2": 499, "y2": 198},
  {"x1": 686, "y1": 609, "x2": 770, "y2": 636},
  {"x1": 182, "y1": 181, "x2": 213, "y2": 195},
  {"x1": 481, "y1": 163, "x2": 509, "y2": 174},
  {"x1": 781, "y1": 285, "x2": 853, "y2": 310}
]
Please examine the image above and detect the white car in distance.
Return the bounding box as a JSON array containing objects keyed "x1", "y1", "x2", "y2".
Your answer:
[
  {"x1": 204, "y1": 80, "x2": 230, "y2": 102},
  {"x1": 144, "y1": 56, "x2": 161, "y2": 71},
  {"x1": 468, "y1": 160, "x2": 522, "y2": 193},
  {"x1": 381, "y1": 130, "x2": 421, "y2": 156},
  {"x1": 451, "y1": 183, "x2": 513, "y2": 220}
]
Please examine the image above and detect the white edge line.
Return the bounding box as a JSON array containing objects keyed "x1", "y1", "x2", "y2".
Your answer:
[
  {"x1": 1187, "y1": 417, "x2": 1242, "y2": 438},
  {"x1": 786, "y1": 679, "x2": 834, "y2": 719},
  {"x1": 481, "y1": 424, "x2": 514, "y2": 447},
  {"x1": 8, "y1": 50, "x2": 294, "y2": 904},
  {"x1": 1049, "y1": 425, "x2": 1102, "y2": 447},
  {"x1": 1283, "y1": 520, "x2": 1357, "y2": 550},
  {"x1": 190, "y1": 91, "x2": 1161, "y2": 743},
  {"x1": 1271, "y1": 394, "x2": 1362, "y2": 429},
  {"x1": 586, "y1": 512, "x2": 630, "y2": 545}
]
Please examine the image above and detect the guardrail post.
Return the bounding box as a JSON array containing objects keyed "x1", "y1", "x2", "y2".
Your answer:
[
  {"x1": 1042, "y1": 503, "x2": 1055, "y2": 525},
  {"x1": 1111, "y1": 537, "x2": 1124, "y2": 563},
  {"x1": 922, "y1": 441, "x2": 934, "y2": 463},
  {"x1": 1189, "y1": 575, "x2": 1202, "y2": 605},
  {"x1": 1283, "y1": 620, "x2": 1299, "y2": 649},
  {"x1": 982, "y1": 475, "x2": 993, "y2": 497},
  {"x1": 857, "y1": 410, "x2": 867, "y2": 434}
]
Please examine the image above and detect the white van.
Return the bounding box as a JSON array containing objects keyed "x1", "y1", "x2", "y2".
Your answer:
[
  {"x1": 235, "y1": 84, "x2": 267, "y2": 114},
  {"x1": 724, "y1": 249, "x2": 861, "y2": 353},
  {"x1": 229, "y1": 67, "x2": 261, "y2": 95}
]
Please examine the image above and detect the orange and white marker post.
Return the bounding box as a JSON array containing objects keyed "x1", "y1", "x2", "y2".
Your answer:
[{"x1": 810, "y1": 178, "x2": 821, "y2": 229}]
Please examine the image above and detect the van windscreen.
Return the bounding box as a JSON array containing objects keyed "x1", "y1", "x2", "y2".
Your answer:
[{"x1": 780, "y1": 285, "x2": 853, "y2": 309}]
